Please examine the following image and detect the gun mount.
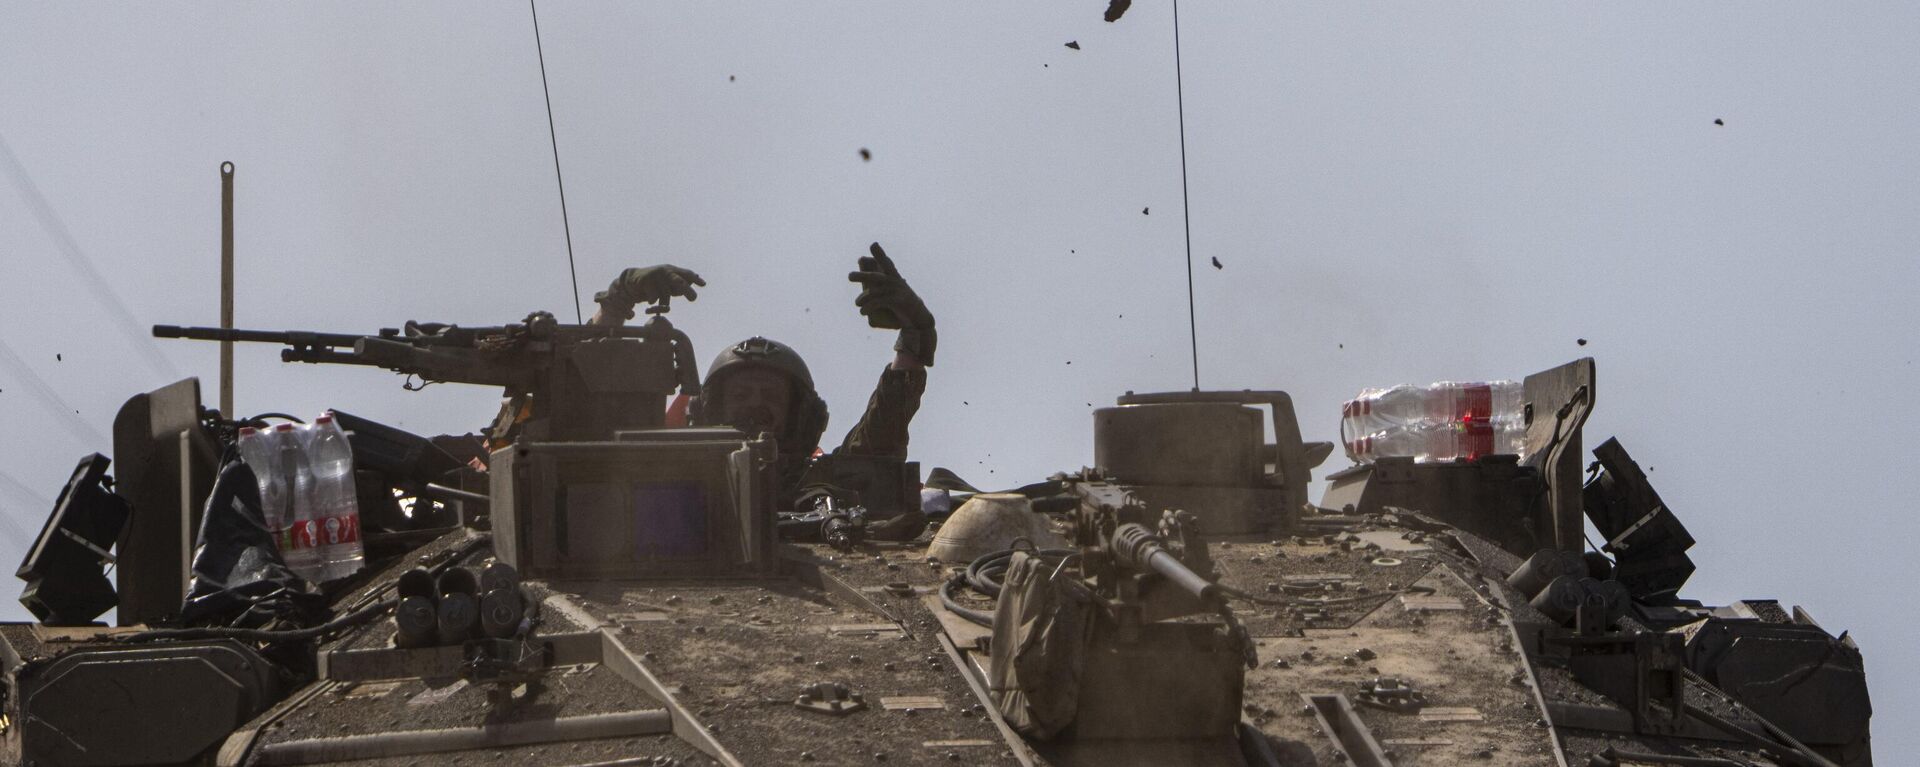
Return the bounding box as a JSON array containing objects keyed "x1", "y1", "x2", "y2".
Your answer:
[{"x1": 154, "y1": 310, "x2": 701, "y2": 443}]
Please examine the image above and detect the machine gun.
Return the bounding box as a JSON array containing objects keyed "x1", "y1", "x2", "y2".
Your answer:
[
  {"x1": 1074, "y1": 504, "x2": 1226, "y2": 625},
  {"x1": 154, "y1": 311, "x2": 701, "y2": 443},
  {"x1": 983, "y1": 497, "x2": 1255, "y2": 742}
]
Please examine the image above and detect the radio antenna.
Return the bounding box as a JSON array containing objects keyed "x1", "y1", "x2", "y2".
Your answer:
[
  {"x1": 530, "y1": 0, "x2": 585, "y2": 324},
  {"x1": 1172, "y1": 0, "x2": 1200, "y2": 390}
]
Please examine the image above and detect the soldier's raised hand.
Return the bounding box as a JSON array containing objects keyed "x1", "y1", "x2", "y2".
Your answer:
[
  {"x1": 849, "y1": 243, "x2": 936, "y2": 366},
  {"x1": 849, "y1": 244, "x2": 933, "y2": 330},
  {"x1": 594, "y1": 265, "x2": 707, "y2": 322}
]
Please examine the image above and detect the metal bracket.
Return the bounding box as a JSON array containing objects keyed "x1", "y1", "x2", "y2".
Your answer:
[
  {"x1": 793, "y1": 682, "x2": 867, "y2": 715},
  {"x1": 1605, "y1": 504, "x2": 1665, "y2": 553}
]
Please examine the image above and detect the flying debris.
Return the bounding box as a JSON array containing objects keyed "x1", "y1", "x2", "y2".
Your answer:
[
  {"x1": 1105, "y1": 0, "x2": 1132, "y2": 22},
  {"x1": 1714, "y1": 118, "x2": 1725, "y2": 126},
  {"x1": 729, "y1": 75, "x2": 735, "y2": 82},
  {"x1": 1577, "y1": 338, "x2": 1589, "y2": 346},
  {"x1": 0, "y1": 11, "x2": 1877, "y2": 762},
  {"x1": 1065, "y1": 41, "x2": 1081, "y2": 50}
]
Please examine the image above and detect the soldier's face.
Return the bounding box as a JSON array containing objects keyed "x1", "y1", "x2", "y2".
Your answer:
[{"x1": 718, "y1": 368, "x2": 792, "y2": 437}]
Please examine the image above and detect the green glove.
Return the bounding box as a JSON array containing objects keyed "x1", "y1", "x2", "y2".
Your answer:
[
  {"x1": 849, "y1": 243, "x2": 937, "y2": 365},
  {"x1": 595, "y1": 265, "x2": 706, "y2": 320}
]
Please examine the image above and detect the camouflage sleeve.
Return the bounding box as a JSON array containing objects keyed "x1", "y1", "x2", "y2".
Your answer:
[{"x1": 836, "y1": 365, "x2": 927, "y2": 458}]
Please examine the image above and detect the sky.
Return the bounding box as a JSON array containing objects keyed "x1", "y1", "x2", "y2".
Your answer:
[{"x1": 2, "y1": 1, "x2": 1915, "y2": 752}]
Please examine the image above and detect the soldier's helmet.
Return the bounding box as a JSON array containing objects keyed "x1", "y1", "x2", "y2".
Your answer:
[{"x1": 692, "y1": 337, "x2": 829, "y2": 454}]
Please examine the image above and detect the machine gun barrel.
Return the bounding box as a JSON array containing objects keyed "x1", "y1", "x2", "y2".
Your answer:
[
  {"x1": 156, "y1": 313, "x2": 701, "y2": 440},
  {"x1": 153, "y1": 325, "x2": 368, "y2": 348},
  {"x1": 1110, "y1": 523, "x2": 1221, "y2": 603}
]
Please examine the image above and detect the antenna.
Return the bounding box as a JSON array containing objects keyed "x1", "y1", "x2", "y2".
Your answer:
[
  {"x1": 1172, "y1": 0, "x2": 1199, "y2": 391},
  {"x1": 220, "y1": 161, "x2": 234, "y2": 419},
  {"x1": 0, "y1": 130, "x2": 181, "y2": 379},
  {"x1": 530, "y1": 0, "x2": 585, "y2": 324}
]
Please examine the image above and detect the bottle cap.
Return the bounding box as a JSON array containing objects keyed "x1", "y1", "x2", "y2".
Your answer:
[
  {"x1": 274, "y1": 423, "x2": 295, "y2": 432},
  {"x1": 238, "y1": 426, "x2": 258, "y2": 436},
  {"x1": 315, "y1": 414, "x2": 334, "y2": 425}
]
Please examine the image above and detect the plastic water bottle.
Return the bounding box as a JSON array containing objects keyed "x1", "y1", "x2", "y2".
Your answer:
[
  {"x1": 235, "y1": 426, "x2": 285, "y2": 532},
  {"x1": 1423, "y1": 381, "x2": 1525, "y2": 460},
  {"x1": 1342, "y1": 380, "x2": 1527, "y2": 464},
  {"x1": 272, "y1": 422, "x2": 325, "y2": 580},
  {"x1": 1341, "y1": 385, "x2": 1428, "y2": 437},
  {"x1": 1342, "y1": 385, "x2": 1431, "y2": 463},
  {"x1": 309, "y1": 413, "x2": 363, "y2": 581},
  {"x1": 1423, "y1": 381, "x2": 1523, "y2": 426},
  {"x1": 1346, "y1": 426, "x2": 1429, "y2": 464}
]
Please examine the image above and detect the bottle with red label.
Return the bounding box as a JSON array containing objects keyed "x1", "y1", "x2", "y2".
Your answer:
[
  {"x1": 309, "y1": 412, "x2": 364, "y2": 581},
  {"x1": 1341, "y1": 384, "x2": 1428, "y2": 437},
  {"x1": 1421, "y1": 381, "x2": 1525, "y2": 461},
  {"x1": 270, "y1": 422, "x2": 326, "y2": 580},
  {"x1": 1341, "y1": 380, "x2": 1526, "y2": 464}
]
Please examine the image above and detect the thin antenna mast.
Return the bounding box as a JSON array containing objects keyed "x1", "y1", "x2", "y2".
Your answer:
[
  {"x1": 530, "y1": 0, "x2": 585, "y2": 324},
  {"x1": 220, "y1": 161, "x2": 234, "y2": 419},
  {"x1": 1172, "y1": 0, "x2": 1200, "y2": 391}
]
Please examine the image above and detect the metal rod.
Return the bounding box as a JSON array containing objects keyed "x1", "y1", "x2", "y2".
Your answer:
[
  {"x1": 595, "y1": 627, "x2": 746, "y2": 766},
  {"x1": 254, "y1": 710, "x2": 672, "y2": 765},
  {"x1": 179, "y1": 429, "x2": 194, "y2": 603},
  {"x1": 421, "y1": 482, "x2": 490, "y2": 507},
  {"x1": 1302, "y1": 693, "x2": 1395, "y2": 767},
  {"x1": 220, "y1": 161, "x2": 235, "y2": 418},
  {"x1": 1596, "y1": 748, "x2": 1746, "y2": 767}
]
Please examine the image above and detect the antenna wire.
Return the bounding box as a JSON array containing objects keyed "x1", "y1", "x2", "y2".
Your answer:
[
  {"x1": 530, "y1": 0, "x2": 584, "y2": 323},
  {"x1": 1172, "y1": 0, "x2": 1200, "y2": 390}
]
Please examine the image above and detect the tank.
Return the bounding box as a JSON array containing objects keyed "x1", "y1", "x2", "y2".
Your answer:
[{"x1": 0, "y1": 311, "x2": 1872, "y2": 765}]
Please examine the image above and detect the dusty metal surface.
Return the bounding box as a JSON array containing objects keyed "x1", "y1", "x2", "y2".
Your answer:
[
  {"x1": 563, "y1": 576, "x2": 1022, "y2": 766},
  {"x1": 1, "y1": 353, "x2": 1874, "y2": 765}
]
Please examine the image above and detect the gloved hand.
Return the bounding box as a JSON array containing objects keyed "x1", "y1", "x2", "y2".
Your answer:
[
  {"x1": 849, "y1": 243, "x2": 937, "y2": 366},
  {"x1": 594, "y1": 265, "x2": 706, "y2": 321}
]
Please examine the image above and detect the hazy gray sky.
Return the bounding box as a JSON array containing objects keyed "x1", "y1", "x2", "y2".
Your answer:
[{"x1": 3, "y1": 2, "x2": 1914, "y2": 750}]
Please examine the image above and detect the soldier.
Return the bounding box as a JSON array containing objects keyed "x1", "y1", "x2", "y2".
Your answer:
[{"x1": 590, "y1": 245, "x2": 934, "y2": 540}]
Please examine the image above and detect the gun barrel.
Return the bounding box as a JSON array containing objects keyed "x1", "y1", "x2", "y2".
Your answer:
[
  {"x1": 1111, "y1": 523, "x2": 1220, "y2": 602},
  {"x1": 152, "y1": 325, "x2": 367, "y2": 348}
]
